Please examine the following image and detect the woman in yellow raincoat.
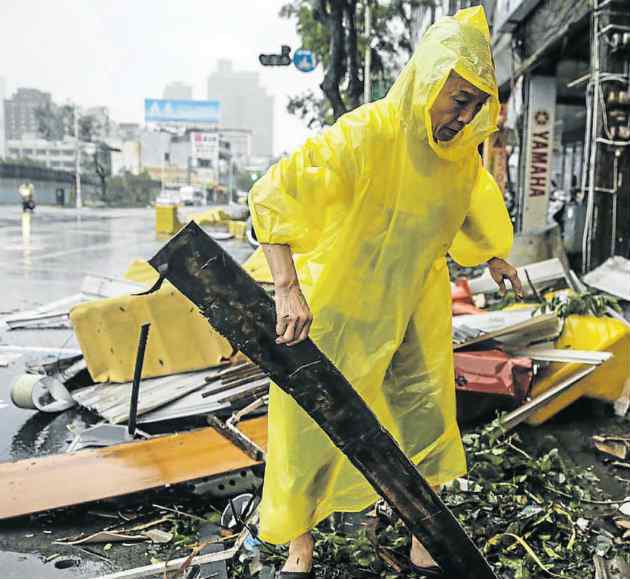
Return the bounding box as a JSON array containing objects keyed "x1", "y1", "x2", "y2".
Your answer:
[{"x1": 249, "y1": 7, "x2": 522, "y2": 577}]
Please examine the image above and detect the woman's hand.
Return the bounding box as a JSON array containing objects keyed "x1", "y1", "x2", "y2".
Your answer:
[
  {"x1": 487, "y1": 257, "x2": 524, "y2": 299},
  {"x1": 274, "y1": 282, "x2": 313, "y2": 346},
  {"x1": 260, "y1": 243, "x2": 313, "y2": 346}
]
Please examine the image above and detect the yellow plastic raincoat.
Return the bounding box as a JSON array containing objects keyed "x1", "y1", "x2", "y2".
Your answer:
[{"x1": 248, "y1": 6, "x2": 513, "y2": 544}]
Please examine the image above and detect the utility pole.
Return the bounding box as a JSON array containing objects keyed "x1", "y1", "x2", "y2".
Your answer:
[
  {"x1": 364, "y1": 0, "x2": 372, "y2": 104},
  {"x1": 582, "y1": 0, "x2": 630, "y2": 270},
  {"x1": 229, "y1": 154, "x2": 235, "y2": 204},
  {"x1": 74, "y1": 105, "x2": 82, "y2": 209}
]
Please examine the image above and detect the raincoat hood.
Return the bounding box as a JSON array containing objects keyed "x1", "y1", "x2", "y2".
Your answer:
[{"x1": 386, "y1": 6, "x2": 499, "y2": 161}]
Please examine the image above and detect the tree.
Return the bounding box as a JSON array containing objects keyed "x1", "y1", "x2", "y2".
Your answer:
[
  {"x1": 280, "y1": 0, "x2": 432, "y2": 128},
  {"x1": 108, "y1": 170, "x2": 161, "y2": 207},
  {"x1": 35, "y1": 104, "x2": 101, "y2": 142}
]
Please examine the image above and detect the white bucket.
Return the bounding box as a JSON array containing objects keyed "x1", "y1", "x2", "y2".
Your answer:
[
  {"x1": 10, "y1": 373, "x2": 76, "y2": 412},
  {"x1": 10, "y1": 373, "x2": 41, "y2": 410}
]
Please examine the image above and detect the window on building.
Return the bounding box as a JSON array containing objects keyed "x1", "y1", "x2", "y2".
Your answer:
[{"x1": 22, "y1": 149, "x2": 34, "y2": 155}]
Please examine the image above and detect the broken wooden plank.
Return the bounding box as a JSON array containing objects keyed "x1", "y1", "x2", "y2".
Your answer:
[
  {"x1": 453, "y1": 312, "x2": 561, "y2": 350},
  {"x1": 148, "y1": 221, "x2": 498, "y2": 579},
  {"x1": 0, "y1": 417, "x2": 267, "y2": 520}
]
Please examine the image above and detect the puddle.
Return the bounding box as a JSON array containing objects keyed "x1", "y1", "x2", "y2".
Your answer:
[{"x1": 0, "y1": 551, "x2": 109, "y2": 578}]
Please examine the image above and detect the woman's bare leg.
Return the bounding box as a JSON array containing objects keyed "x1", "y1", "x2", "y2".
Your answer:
[
  {"x1": 410, "y1": 534, "x2": 438, "y2": 567},
  {"x1": 282, "y1": 531, "x2": 314, "y2": 573},
  {"x1": 410, "y1": 485, "x2": 441, "y2": 567}
]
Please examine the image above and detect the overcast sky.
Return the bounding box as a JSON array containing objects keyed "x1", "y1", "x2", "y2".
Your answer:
[{"x1": 1, "y1": 0, "x2": 323, "y2": 155}]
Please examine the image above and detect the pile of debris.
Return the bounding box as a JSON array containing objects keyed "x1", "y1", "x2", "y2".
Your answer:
[
  {"x1": 230, "y1": 419, "x2": 630, "y2": 578},
  {"x1": 1, "y1": 241, "x2": 629, "y2": 577}
]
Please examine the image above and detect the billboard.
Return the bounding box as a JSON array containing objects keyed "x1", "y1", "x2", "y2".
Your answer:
[
  {"x1": 144, "y1": 99, "x2": 220, "y2": 126},
  {"x1": 191, "y1": 131, "x2": 219, "y2": 183},
  {"x1": 191, "y1": 132, "x2": 219, "y2": 163}
]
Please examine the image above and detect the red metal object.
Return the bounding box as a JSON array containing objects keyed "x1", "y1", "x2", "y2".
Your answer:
[
  {"x1": 455, "y1": 349, "x2": 533, "y2": 424},
  {"x1": 451, "y1": 277, "x2": 484, "y2": 316},
  {"x1": 451, "y1": 277, "x2": 474, "y2": 304}
]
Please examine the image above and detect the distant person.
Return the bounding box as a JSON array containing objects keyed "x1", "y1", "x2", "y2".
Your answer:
[{"x1": 18, "y1": 182, "x2": 35, "y2": 213}]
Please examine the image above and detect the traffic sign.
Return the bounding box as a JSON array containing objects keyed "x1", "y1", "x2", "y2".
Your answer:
[{"x1": 293, "y1": 48, "x2": 317, "y2": 73}]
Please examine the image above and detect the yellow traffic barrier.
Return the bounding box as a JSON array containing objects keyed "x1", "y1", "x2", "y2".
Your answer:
[
  {"x1": 526, "y1": 315, "x2": 630, "y2": 425},
  {"x1": 228, "y1": 220, "x2": 247, "y2": 240},
  {"x1": 242, "y1": 248, "x2": 273, "y2": 284},
  {"x1": 190, "y1": 207, "x2": 231, "y2": 226},
  {"x1": 155, "y1": 204, "x2": 183, "y2": 235},
  {"x1": 71, "y1": 288, "x2": 233, "y2": 383},
  {"x1": 124, "y1": 259, "x2": 160, "y2": 286}
]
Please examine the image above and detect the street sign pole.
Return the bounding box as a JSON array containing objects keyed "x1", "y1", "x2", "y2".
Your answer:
[
  {"x1": 74, "y1": 105, "x2": 82, "y2": 209},
  {"x1": 364, "y1": 1, "x2": 372, "y2": 104}
]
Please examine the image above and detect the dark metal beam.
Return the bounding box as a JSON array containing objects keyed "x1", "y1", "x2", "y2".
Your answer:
[{"x1": 148, "y1": 222, "x2": 498, "y2": 579}]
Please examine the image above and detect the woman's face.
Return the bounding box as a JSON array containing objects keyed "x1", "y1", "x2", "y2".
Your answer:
[{"x1": 430, "y1": 71, "x2": 489, "y2": 142}]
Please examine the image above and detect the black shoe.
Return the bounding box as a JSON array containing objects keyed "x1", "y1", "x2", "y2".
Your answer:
[{"x1": 409, "y1": 564, "x2": 446, "y2": 578}]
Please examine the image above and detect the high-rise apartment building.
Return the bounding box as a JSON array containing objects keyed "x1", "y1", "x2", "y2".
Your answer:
[
  {"x1": 163, "y1": 82, "x2": 193, "y2": 101},
  {"x1": 0, "y1": 77, "x2": 6, "y2": 158},
  {"x1": 207, "y1": 59, "x2": 274, "y2": 159},
  {"x1": 4, "y1": 88, "x2": 52, "y2": 140}
]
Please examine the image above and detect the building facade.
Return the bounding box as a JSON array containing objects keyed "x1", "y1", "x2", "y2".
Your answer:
[
  {"x1": 163, "y1": 82, "x2": 194, "y2": 101},
  {"x1": 207, "y1": 59, "x2": 274, "y2": 159},
  {"x1": 4, "y1": 88, "x2": 52, "y2": 141},
  {"x1": 0, "y1": 77, "x2": 6, "y2": 158},
  {"x1": 6, "y1": 137, "x2": 77, "y2": 172},
  {"x1": 219, "y1": 128, "x2": 252, "y2": 165}
]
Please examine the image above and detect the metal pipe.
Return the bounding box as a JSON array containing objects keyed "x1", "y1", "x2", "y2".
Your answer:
[
  {"x1": 593, "y1": 0, "x2": 616, "y2": 12},
  {"x1": 583, "y1": 0, "x2": 602, "y2": 272},
  {"x1": 597, "y1": 137, "x2": 630, "y2": 146},
  {"x1": 364, "y1": 0, "x2": 372, "y2": 104},
  {"x1": 598, "y1": 23, "x2": 630, "y2": 37},
  {"x1": 128, "y1": 323, "x2": 151, "y2": 436},
  {"x1": 500, "y1": 366, "x2": 597, "y2": 432}
]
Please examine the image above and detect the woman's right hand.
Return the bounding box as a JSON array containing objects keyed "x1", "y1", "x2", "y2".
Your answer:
[{"x1": 274, "y1": 282, "x2": 313, "y2": 346}]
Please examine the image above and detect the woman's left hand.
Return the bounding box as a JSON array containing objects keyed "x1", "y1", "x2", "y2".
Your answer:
[{"x1": 487, "y1": 257, "x2": 524, "y2": 299}]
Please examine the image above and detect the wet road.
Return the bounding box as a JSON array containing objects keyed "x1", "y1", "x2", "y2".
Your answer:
[{"x1": 0, "y1": 205, "x2": 254, "y2": 463}]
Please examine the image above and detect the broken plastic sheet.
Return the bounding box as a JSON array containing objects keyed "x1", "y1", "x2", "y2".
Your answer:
[
  {"x1": 452, "y1": 308, "x2": 562, "y2": 348},
  {"x1": 583, "y1": 256, "x2": 630, "y2": 301}
]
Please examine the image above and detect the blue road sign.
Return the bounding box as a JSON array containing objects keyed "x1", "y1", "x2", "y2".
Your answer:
[{"x1": 293, "y1": 48, "x2": 317, "y2": 73}]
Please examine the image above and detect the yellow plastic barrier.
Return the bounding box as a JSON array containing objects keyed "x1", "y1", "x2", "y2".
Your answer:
[
  {"x1": 526, "y1": 315, "x2": 630, "y2": 425},
  {"x1": 155, "y1": 205, "x2": 183, "y2": 235},
  {"x1": 124, "y1": 259, "x2": 160, "y2": 286},
  {"x1": 190, "y1": 208, "x2": 231, "y2": 226},
  {"x1": 228, "y1": 220, "x2": 247, "y2": 240},
  {"x1": 242, "y1": 248, "x2": 273, "y2": 284},
  {"x1": 70, "y1": 288, "x2": 234, "y2": 383}
]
